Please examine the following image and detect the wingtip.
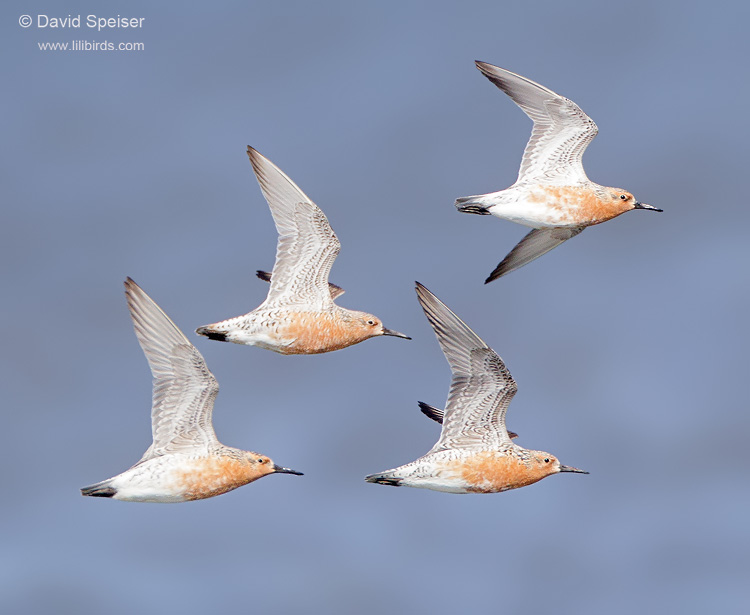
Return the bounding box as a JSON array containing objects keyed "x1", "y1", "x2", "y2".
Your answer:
[
  {"x1": 124, "y1": 276, "x2": 145, "y2": 300},
  {"x1": 484, "y1": 257, "x2": 514, "y2": 282},
  {"x1": 418, "y1": 401, "x2": 444, "y2": 424},
  {"x1": 414, "y1": 281, "x2": 438, "y2": 306},
  {"x1": 474, "y1": 60, "x2": 499, "y2": 76},
  {"x1": 246, "y1": 145, "x2": 264, "y2": 166},
  {"x1": 484, "y1": 269, "x2": 502, "y2": 284}
]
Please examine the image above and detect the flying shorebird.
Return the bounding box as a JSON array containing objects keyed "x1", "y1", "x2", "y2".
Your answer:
[
  {"x1": 81, "y1": 278, "x2": 303, "y2": 502},
  {"x1": 365, "y1": 282, "x2": 587, "y2": 493},
  {"x1": 456, "y1": 61, "x2": 662, "y2": 283},
  {"x1": 196, "y1": 146, "x2": 410, "y2": 353}
]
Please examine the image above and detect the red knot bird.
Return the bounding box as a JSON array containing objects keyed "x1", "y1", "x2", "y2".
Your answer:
[
  {"x1": 365, "y1": 282, "x2": 587, "y2": 494},
  {"x1": 196, "y1": 146, "x2": 410, "y2": 353},
  {"x1": 456, "y1": 61, "x2": 662, "y2": 283},
  {"x1": 81, "y1": 278, "x2": 302, "y2": 503}
]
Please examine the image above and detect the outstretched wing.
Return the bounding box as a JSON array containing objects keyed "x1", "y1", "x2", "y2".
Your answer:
[
  {"x1": 248, "y1": 147, "x2": 340, "y2": 310},
  {"x1": 485, "y1": 226, "x2": 585, "y2": 282},
  {"x1": 415, "y1": 283, "x2": 517, "y2": 452},
  {"x1": 475, "y1": 62, "x2": 598, "y2": 185},
  {"x1": 125, "y1": 278, "x2": 219, "y2": 462}
]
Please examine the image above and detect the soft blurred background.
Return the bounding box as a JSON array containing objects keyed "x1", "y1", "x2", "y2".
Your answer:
[{"x1": 2, "y1": 1, "x2": 748, "y2": 613}]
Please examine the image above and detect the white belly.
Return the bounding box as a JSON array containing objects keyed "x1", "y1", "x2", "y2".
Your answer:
[{"x1": 485, "y1": 186, "x2": 583, "y2": 227}]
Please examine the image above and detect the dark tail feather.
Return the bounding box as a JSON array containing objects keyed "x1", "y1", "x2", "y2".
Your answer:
[
  {"x1": 365, "y1": 473, "x2": 403, "y2": 487},
  {"x1": 195, "y1": 326, "x2": 228, "y2": 342},
  {"x1": 81, "y1": 480, "x2": 117, "y2": 498},
  {"x1": 455, "y1": 196, "x2": 491, "y2": 215},
  {"x1": 256, "y1": 270, "x2": 272, "y2": 282}
]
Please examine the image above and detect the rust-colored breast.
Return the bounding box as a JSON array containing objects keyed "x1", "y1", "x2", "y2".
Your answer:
[
  {"x1": 175, "y1": 456, "x2": 262, "y2": 501},
  {"x1": 454, "y1": 451, "x2": 550, "y2": 493},
  {"x1": 278, "y1": 312, "x2": 365, "y2": 354},
  {"x1": 538, "y1": 186, "x2": 630, "y2": 225}
]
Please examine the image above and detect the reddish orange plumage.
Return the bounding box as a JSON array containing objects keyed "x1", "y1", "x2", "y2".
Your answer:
[
  {"x1": 175, "y1": 456, "x2": 274, "y2": 501},
  {"x1": 276, "y1": 312, "x2": 379, "y2": 354},
  {"x1": 450, "y1": 451, "x2": 555, "y2": 493},
  {"x1": 529, "y1": 185, "x2": 634, "y2": 225}
]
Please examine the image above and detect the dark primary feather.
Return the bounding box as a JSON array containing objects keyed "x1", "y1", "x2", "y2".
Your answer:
[{"x1": 418, "y1": 401, "x2": 444, "y2": 424}]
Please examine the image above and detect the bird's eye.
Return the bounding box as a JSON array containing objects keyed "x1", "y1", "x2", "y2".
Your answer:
[
  {"x1": 367, "y1": 320, "x2": 375, "y2": 326},
  {"x1": 257, "y1": 458, "x2": 265, "y2": 464},
  {"x1": 544, "y1": 458, "x2": 550, "y2": 463},
  {"x1": 620, "y1": 194, "x2": 627, "y2": 200}
]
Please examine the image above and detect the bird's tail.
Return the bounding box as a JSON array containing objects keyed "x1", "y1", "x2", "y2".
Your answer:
[
  {"x1": 455, "y1": 195, "x2": 491, "y2": 215},
  {"x1": 195, "y1": 324, "x2": 228, "y2": 342},
  {"x1": 364, "y1": 471, "x2": 403, "y2": 487},
  {"x1": 81, "y1": 478, "x2": 117, "y2": 498}
]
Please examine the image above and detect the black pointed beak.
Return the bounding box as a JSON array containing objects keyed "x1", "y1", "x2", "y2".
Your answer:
[
  {"x1": 273, "y1": 464, "x2": 303, "y2": 476},
  {"x1": 382, "y1": 327, "x2": 411, "y2": 340},
  {"x1": 559, "y1": 465, "x2": 589, "y2": 474},
  {"x1": 633, "y1": 202, "x2": 663, "y2": 212}
]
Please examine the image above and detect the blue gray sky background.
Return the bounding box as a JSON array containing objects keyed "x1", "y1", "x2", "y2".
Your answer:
[{"x1": 2, "y1": 2, "x2": 749, "y2": 614}]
